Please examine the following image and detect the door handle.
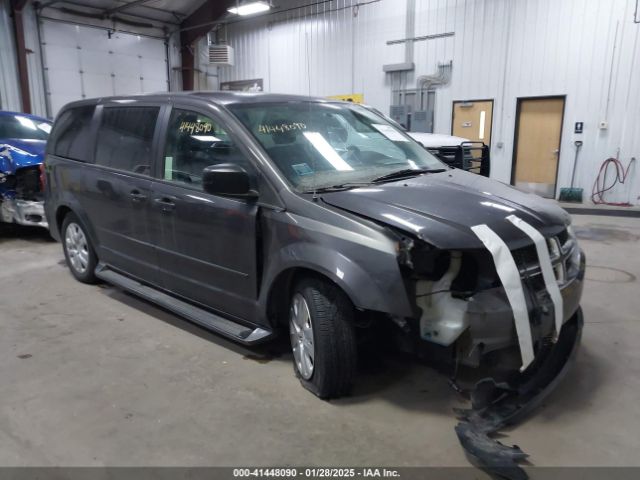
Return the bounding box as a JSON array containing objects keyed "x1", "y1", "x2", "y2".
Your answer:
[
  {"x1": 154, "y1": 196, "x2": 176, "y2": 212},
  {"x1": 129, "y1": 190, "x2": 147, "y2": 202}
]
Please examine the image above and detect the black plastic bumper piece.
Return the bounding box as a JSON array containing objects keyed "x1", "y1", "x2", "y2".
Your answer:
[{"x1": 454, "y1": 308, "x2": 584, "y2": 480}]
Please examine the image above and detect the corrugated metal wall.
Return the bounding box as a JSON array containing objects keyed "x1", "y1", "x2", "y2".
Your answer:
[
  {"x1": 219, "y1": 0, "x2": 640, "y2": 204},
  {"x1": 0, "y1": 0, "x2": 22, "y2": 112}
]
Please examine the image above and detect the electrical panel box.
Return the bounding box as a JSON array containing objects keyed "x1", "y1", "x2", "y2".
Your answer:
[
  {"x1": 412, "y1": 110, "x2": 434, "y2": 133},
  {"x1": 389, "y1": 105, "x2": 411, "y2": 129}
]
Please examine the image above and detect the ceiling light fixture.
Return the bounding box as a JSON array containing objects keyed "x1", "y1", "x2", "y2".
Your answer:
[{"x1": 227, "y1": 1, "x2": 271, "y2": 16}]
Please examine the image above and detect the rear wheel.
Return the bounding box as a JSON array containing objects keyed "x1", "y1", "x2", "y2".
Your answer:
[
  {"x1": 289, "y1": 277, "x2": 357, "y2": 399},
  {"x1": 61, "y1": 212, "x2": 98, "y2": 284}
]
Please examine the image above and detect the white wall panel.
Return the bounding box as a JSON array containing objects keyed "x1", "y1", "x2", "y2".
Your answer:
[{"x1": 220, "y1": 0, "x2": 640, "y2": 204}]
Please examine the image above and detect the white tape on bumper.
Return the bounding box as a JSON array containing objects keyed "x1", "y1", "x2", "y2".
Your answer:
[
  {"x1": 507, "y1": 215, "x2": 564, "y2": 335},
  {"x1": 471, "y1": 224, "x2": 535, "y2": 370}
]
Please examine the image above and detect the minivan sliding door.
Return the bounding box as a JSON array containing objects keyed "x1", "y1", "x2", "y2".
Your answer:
[{"x1": 87, "y1": 104, "x2": 163, "y2": 284}]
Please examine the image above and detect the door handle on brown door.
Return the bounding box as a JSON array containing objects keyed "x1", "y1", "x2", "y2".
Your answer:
[
  {"x1": 130, "y1": 190, "x2": 147, "y2": 202},
  {"x1": 154, "y1": 197, "x2": 176, "y2": 212}
]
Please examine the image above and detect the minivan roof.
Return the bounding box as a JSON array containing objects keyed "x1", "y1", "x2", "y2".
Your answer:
[{"x1": 60, "y1": 91, "x2": 343, "y2": 111}]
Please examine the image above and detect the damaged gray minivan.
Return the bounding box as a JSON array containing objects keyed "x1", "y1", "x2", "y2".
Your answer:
[{"x1": 44, "y1": 92, "x2": 585, "y2": 399}]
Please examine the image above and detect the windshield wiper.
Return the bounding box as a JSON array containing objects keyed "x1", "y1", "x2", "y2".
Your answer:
[
  {"x1": 371, "y1": 167, "x2": 446, "y2": 184},
  {"x1": 303, "y1": 182, "x2": 372, "y2": 194}
]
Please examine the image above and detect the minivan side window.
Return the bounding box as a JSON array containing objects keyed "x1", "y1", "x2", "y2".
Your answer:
[
  {"x1": 50, "y1": 106, "x2": 95, "y2": 161},
  {"x1": 162, "y1": 109, "x2": 249, "y2": 189},
  {"x1": 94, "y1": 106, "x2": 159, "y2": 175}
]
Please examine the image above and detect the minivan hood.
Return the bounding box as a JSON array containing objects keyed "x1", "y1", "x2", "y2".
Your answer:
[{"x1": 320, "y1": 169, "x2": 570, "y2": 250}]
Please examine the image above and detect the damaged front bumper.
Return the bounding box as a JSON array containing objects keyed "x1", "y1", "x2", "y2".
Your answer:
[
  {"x1": 402, "y1": 217, "x2": 586, "y2": 479},
  {"x1": 0, "y1": 197, "x2": 48, "y2": 228},
  {"x1": 455, "y1": 307, "x2": 584, "y2": 479},
  {"x1": 413, "y1": 221, "x2": 585, "y2": 370},
  {"x1": 458, "y1": 252, "x2": 584, "y2": 368}
]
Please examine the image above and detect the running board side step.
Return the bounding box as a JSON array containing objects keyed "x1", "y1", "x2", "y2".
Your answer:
[{"x1": 95, "y1": 264, "x2": 273, "y2": 345}]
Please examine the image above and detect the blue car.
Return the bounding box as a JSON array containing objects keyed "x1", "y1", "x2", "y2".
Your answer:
[{"x1": 0, "y1": 111, "x2": 51, "y2": 228}]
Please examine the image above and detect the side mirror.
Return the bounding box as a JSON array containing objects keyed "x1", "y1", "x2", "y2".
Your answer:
[{"x1": 202, "y1": 163, "x2": 258, "y2": 198}]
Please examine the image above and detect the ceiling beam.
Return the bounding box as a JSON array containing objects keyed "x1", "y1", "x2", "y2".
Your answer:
[
  {"x1": 105, "y1": 0, "x2": 153, "y2": 15},
  {"x1": 180, "y1": 0, "x2": 235, "y2": 45},
  {"x1": 38, "y1": 0, "x2": 185, "y2": 23},
  {"x1": 11, "y1": 0, "x2": 29, "y2": 10}
]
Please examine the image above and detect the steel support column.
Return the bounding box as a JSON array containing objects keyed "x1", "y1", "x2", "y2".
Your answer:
[
  {"x1": 11, "y1": 0, "x2": 31, "y2": 113},
  {"x1": 179, "y1": 0, "x2": 234, "y2": 91}
]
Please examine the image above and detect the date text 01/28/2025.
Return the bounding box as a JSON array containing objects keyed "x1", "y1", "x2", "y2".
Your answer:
[{"x1": 232, "y1": 468, "x2": 400, "y2": 478}]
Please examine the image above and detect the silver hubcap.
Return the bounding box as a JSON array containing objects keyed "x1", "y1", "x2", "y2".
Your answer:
[
  {"x1": 289, "y1": 293, "x2": 315, "y2": 380},
  {"x1": 65, "y1": 222, "x2": 89, "y2": 274}
]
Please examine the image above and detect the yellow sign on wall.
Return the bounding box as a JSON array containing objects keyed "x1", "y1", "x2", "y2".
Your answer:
[{"x1": 327, "y1": 93, "x2": 364, "y2": 104}]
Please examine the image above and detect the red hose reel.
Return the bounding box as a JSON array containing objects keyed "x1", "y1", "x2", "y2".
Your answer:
[{"x1": 591, "y1": 157, "x2": 636, "y2": 206}]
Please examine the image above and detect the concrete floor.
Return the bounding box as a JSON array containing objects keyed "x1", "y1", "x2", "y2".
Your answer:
[{"x1": 0, "y1": 214, "x2": 639, "y2": 469}]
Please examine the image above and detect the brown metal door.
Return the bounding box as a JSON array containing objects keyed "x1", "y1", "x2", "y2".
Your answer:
[
  {"x1": 452, "y1": 100, "x2": 494, "y2": 145},
  {"x1": 512, "y1": 97, "x2": 565, "y2": 198}
]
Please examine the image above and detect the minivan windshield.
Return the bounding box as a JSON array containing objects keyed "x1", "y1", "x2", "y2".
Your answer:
[
  {"x1": 228, "y1": 102, "x2": 446, "y2": 192},
  {"x1": 0, "y1": 115, "x2": 51, "y2": 141}
]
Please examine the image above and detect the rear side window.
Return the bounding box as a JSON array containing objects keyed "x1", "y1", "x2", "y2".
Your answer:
[
  {"x1": 50, "y1": 106, "x2": 95, "y2": 161},
  {"x1": 94, "y1": 106, "x2": 159, "y2": 175}
]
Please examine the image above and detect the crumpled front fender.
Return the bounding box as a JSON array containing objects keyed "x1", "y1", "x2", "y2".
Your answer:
[{"x1": 261, "y1": 241, "x2": 413, "y2": 318}]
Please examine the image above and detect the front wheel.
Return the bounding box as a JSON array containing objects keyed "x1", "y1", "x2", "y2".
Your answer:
[
  {"x1": 61, "y1": 212, "x2": 98, "y2": 284},
  {"x1": 289, "y1": 278, "x2": 357, "y2": 399}
]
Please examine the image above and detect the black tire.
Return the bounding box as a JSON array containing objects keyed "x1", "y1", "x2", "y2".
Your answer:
[
  {"x1": 289, "y1": 277, "x2": 357, "y2": 399},
  {"x1": 61, "y1": 212, "x2": 98, "y2": 284}
]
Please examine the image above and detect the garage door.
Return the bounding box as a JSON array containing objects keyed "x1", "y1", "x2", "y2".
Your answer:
[{"x1": 41, "y1": 21, "x2": 168, "y2": 115}]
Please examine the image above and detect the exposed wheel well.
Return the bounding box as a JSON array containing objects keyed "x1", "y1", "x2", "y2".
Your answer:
[
  {"x1": 56, "y1": 206, "x2": 72, "y2": 233},
  {"x1": 266, "y1": 267, "x2": 355, "y2": 329}
]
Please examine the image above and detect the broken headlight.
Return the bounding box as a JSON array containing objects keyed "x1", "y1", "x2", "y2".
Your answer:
[
  {"x1": 394, "y1": 233, "x2": 451, "y2": 280},
  {"x1": 396, "y1": 235, "x2": 415, "y2": 268},
  {"x1": 566, "y1": 225, "x2": 581, "y2": 271}
]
